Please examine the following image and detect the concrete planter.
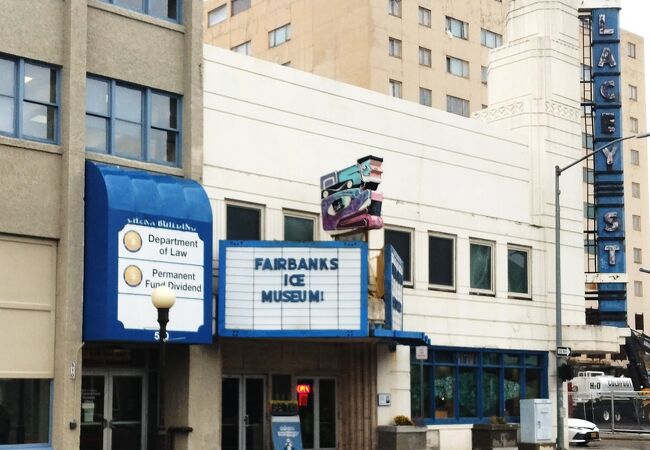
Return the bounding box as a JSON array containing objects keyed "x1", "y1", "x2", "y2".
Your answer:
[
  {"x1": 377, "y1": 425, "x2": 427, "y2": 450},
  {"x1": 472, "y1": 423, "x2": 519, "y2": 450}
]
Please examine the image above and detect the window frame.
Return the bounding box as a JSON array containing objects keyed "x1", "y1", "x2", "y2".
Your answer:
[
  {"x1": 481, "y1": 28, "x2": 503, "y2": 49},
  {"x1": 419, "y1": 47, "x2": 432, "y2": 67},
  {"x1": 634, "y1": 247, "x2": 643, "y2": 264},
  {"x1": 231, "y1": 0, "x2": 251, "y2": 16},
  {"x1": 283, "y1": 210, "x2": 318, "y2": 242},
  {"x1": 633, "y1": 214, "x2": 641, "y2": 231},
  {"x1": 85, "y1": 75, "x2": 182, "y2": 167},
  {"x1": 208, "y1": 4, "x2": 227, "y2": 26},
  {"x1": 446, "y1": 56, "x2": 469, "y2": 78},
  {"x1": 428, "y1": 232, "x2": 456, "y2": 292},
  {"x1": 389, "y1": 37, "x2": 402, "y2": 58},
  {"x1": 419, "y1": 6, "x2": 431, "y2": 27},
  {"x1": 631, "y1": 149, "x2": 640, "y2": 166},
  {"x1": 630, "y1": 116, "x2": 639, "y2": 133},
  {"x1": 445, "y1": 16, "x2": 469, "y2": 40},
  {"x1": 469, "y1": 238, "x2": 496, "y2": 296},
  {"x1": 388, "y1": 0, "x2": 402, "y2": 17},
  {"x1": 634, "y1": 280, "x2": 643, "y2": 297},
  {"x1": 628, "y1": 41, "x2": 637, "y2": 58},
  {"x1": 481, "y1": 66, "x2": 488, "y2": 85},
  {"x1": 629, "y1": 84, "x2": 638, "y2": 101},
  {"x1": 419, "y1": 87, "x2": 432, "y2": 107},
  {"x1": 0, "y1": 55, "x2": 60, "y2": 145},
  {"x1": 99, "y1": 0, "x2": 182, "y2": 23},
  {"x1": 446, "y1": 95, "x2": 470, "y2": 117},
  {"x1": 632, "y1": 181, "x2": 641, "y2": 198},
  {"x1": 507, "y1": 244, "x2": 532, "y2": 299},
  {"x1": 0, "y1": 378, "x2": 53, "y2": 446},
  {"x1": 231, "y1": 40, "x2": 252, "y2": 55},
  {"x1": 269, "y1": 23, "x2": 291, "y2": 48},
  {"x1": 389, "y1": 79, "x2": 402, "y2": 99},
  {"x1": 385, "y1": 226, "x2": 414, "y2": 287},
  {"x1": 225, "y1": 201, "x2": 264, "y2": 240}
]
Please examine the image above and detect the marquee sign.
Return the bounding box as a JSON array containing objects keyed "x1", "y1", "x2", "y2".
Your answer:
[
  {"x1": 590, "y1": 6, "x2": 626, "y2": 326},
  {"x1": 218, "y1": 240, "x2": 368, "y2": 337},
  {"x1": 384, "y1": 245, "x2": 403, "y2": 331},
  {"x1": 84, "y1": 162, "x2": 213, "y2": 343}
]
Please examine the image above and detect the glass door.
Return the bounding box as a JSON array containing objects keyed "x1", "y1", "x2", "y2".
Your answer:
[
  {"x1": 296, "y1": 378, "x2": 337, "y2": 450},
  {"x1": 221, "y1": 376, "x2": 265, "y2": 450},
  {"x1": 80, "y1": 371, "x2": 147, "y2": 450}
]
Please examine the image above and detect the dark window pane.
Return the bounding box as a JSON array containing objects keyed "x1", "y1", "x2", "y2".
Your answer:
[
  {"x1": 114, "y1": 120, "x2": 142, "y2": 158},
  {"x1": 525, "y1": 369, "x2": 541, "y2": 399},
  {"x1": 150, "y1": 0, "x2": 178, "y2": 20},
  {"x1": 429, "y1": 235, "x2": 454, "y2": 287},
  {"x1": 22, "y1": 102, "x2": 55, "y2": 141},
  {"x1": 296, "y1": 378, "x2": 314, "y2": 449},
  {"x1": 459, "y1": 352, "x2": 477, "y2": 365},
  {"x1": 508, "y1": 248, "x2": 529, "y2": 294},
  {"x1": 85, "y1": 115, "x2": 108, "y2": 152},
  {"x1": 459, "y1": 368, "x2": 477, "y2": 417},
  {"x1": 284, "y1": 216, "x2": 314, "y2": 242},
  {"x1": 227, "y1": 205, "x2": 261, "y2": 240},
  {"x1": 504, "y1": 368, "x2": 521, "y2": 417},
  {"x1": 0, "y1": 96, "x2": 14, "y2": 134},
  {"x1": 115, "y1": 85, "x2": 142, "y2": 123},
  {"x1": 0, "y1": 379, "x2": 50, "y2": 444},
  {"x1": 115, "y1": 0, "x2": 144, "y2": 12},
  {"x1": 0, "y1": 58, "x2": 15, "y2": 97},
  {"x1": 385, "y1": 229, "x2": 411, "y2": 283},
  {"x1": 470, "y1": 242, "x2": 492, "y2": 291},
  {"x1": 525, "y1": 355, "x2": 540, "y2": 367},
  {"x1": 149, "y1": 128, "x2": 177, "y2": 163},
  {"x1": 271, "y1": 375, "x2": 291, "y2": 401},
  {"x1": 504, "y1": 354, "x2": 520, "y2": 366},
  {"x1": 482, "y1": 368, "x2": 500, "y2": 417},
  {"x1": 24, "y1": 63, "x2": 56, "y2": 103},
  {"x1": 434, "y1": 366, "x2": 455, "y2": 419},
  {"x1": 319, "y1": 379, "x2": 336, "y2": 448},
  {"x1": 434, "y1": 351, "x2": 454, "y2": 364},
  {"x1": 151, "y1": 93, "x2": 178, "y2": 129},
  {"x1": 483, "y1": 353, "x2": 499, "y2": 366},
  {"x1": 232, "y1": 0, "x2": 251, "y2": 15},
  {"x1": 410, "y1": 363, "x2": 432, "y2": 418},
  {"x1": 221, "y1": 378, "x2": 239, "y2": 450},
  {"x1": 86, "y1": 78, "x2": 109, "y2": 116}
]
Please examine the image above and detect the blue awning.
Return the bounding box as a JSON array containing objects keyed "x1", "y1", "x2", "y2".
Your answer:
[
  {"x1": 371, "y1": 328, "x2": 430, "y2": 346},
  {"x1": 83, "y1": 161, "x2": 213, "y2": 344}
]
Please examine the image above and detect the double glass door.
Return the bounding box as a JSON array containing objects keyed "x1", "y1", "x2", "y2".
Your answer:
[
  {"x1": 297, "y1": 378, "x2": 336, "y2": 450},
  {"x1": 80, "y1": 371, "x2": 147, "y2": 450},
  {"x1": 222, "y1": 376, "x2": 265, "y2": 450}
]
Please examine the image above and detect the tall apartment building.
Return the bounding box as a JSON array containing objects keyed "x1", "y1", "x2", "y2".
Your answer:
[
  {"x1": 204, "y1": 0, "x2": 649, "y2": 332},
  {"x1": 0, "y1": 1, "x2": 203, "y2": 450}
]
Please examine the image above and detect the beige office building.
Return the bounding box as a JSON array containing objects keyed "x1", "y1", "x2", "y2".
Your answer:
[
  {"x1": 204, "y1": 0, "x2": 649, "y2": 331},
  {"x1": 0, "y1": 1, "x2": 203, "y2": 449}
]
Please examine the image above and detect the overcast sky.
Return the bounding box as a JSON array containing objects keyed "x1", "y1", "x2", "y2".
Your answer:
[{"x1": 620, "y1": 0, "x2": 649, "y2": 130}]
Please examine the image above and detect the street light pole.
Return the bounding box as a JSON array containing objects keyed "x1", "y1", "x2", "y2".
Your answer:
[
  {"x1": 151, "y1": 286, "x2": 176, "y2": 450},
  {"x1": 554, "y1": 132, "x2": 649, "y2": 449}
]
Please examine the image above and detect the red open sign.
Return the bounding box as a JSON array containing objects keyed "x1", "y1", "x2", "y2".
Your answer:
[{"x1": 296, "y1": 384, "x2": 311, "y2": 394}]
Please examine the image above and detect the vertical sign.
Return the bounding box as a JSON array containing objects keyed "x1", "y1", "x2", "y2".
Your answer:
[
  {"x1": 591, "y1": 7, "x2": 626, "y2": 326},
  {"x1": 271, "y1": 416, "x2": 304, "y2": 450},
  {"x1": 384, "y1": 245, "x2": 404, "y2": 331}
]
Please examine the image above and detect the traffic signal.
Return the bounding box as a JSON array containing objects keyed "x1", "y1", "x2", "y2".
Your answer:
[{"x1": 558, "y1": 362, "x2": 573, "y2": 381}]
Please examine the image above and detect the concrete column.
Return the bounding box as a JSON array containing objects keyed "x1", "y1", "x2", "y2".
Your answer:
[
  {"x1": 51, "y1": 0, "x2": 87, "y2": 448},
  {"x1": 184, "y1": 0, "x2": 204, "y2": 182}
]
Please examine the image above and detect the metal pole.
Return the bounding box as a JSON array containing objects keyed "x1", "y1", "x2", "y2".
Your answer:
[
  {"x1": 611, "y1": 392, "x2": 615, "y2": 432},
  {"x1": 157, "y1": 307, "x2": 170, "y2": 450},
  {"x1": 555, "y1": 165, "x2": 565, "y2": 450}
]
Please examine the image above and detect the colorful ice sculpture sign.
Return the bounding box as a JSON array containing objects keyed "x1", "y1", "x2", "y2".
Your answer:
[
  {"x1": 320, "y1": 155, "x2": 384, "y2": 233},
  {"x1": 591, "y1": 7, "x2": 626, "y2": 326}
]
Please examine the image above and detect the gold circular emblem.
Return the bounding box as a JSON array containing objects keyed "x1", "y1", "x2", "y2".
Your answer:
[
  {"x1": 124, "y1": 265, "x2": 143, "y2": 287},
  {"x1": 123, "y1": 230, "x2": 143, "y2": 253}
]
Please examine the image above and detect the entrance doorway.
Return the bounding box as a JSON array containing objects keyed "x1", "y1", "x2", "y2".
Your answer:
[
  {"x1": 296, "y1": 378, "x2": 336, "y2": 450},
  {"x1": 222, "y1": 376, "x2": 265, "y2": 450},
  {"x1": 80, "y1": 370, "x2": 147, "y2": 450}
]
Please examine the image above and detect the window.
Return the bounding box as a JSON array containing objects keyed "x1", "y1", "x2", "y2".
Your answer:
[
  {"x1": 419, "y1": 47, "x2": 432, "y2": 67},
  {"x1": 419, "y1": 87, "x2": 432, "y2": 107},
  {"x1": 631, "y1": 149, "x2": 640, "y2": 166},
  {"x1": 411, "y1": 348, "x2": 546, "y2": 422},
  {"x1": 583, "y1": 167, "x2": 594, "y2": 183},
  {"x1": 446, "y1": 56, "x2": 469, "y2": 78},
  {"x1": 388, "y1": 0, "x2": 401, "y2": 17},
  {"x1": 99, "y1": 0, "x2": 180, "y2": 22},
  {"x1": 446, "y1": 17, "x2": 468, "y2": 40},
  {"x1": 508, "y1": 245, "x2": 531, "y2": 298},
  {"x1": 632, "y1": 182, "x2": 641, "y2": 198},
  {"x1": 231, "y1": 41, "x2": 251, "y2": 55},
  {"x1": 208, "y1": 4, "x2": 227, "y2": 26},
  {"x1": 470, "y1": 239, "x2": 495, "y2": 295},
  {"x1": 389, "y1": 79, "x2": 402, "y2": 98},
  {"x1": 628, "y1": 42, "x2": 637, "y2": 58},
  {"x1": 629, "y1": 85, "x2": 638, "y2": 101},
  {"x1": 0, "y1": 56, "x2": 59, "y2": 143},
  {"x1": 385, "y1": 228, "x2": 412, "y2": 284},
  {"x1": 481, "y1": 28, "x2": 503, "y2": 48},
  {"x1": 226, "y1": 204, "x2": 262, "y2": 240},
  {"x1": 0, "y1": 379, "x2": 50, "y2": 445},
  {"x1": 284, "y1": 212, "x2": 316, "y2": 242},
  {"x1": 581, "y1": 63, "x2": 591, "y2": 81},
  {"x1": 581, "y1": 132, "x2": 594, "y2": 150},
  {"x1": 633, "y1": 215, "x2": 641, "y2": 231},
  {"x1": 635, "y1": 280, "x2": 643, "y2": 297},
  {"x1": 584, "y1": 238, "x2": 596, "y2": 255},
  {"x1": 428, "y1": 233, "x2": 455, "y2": 290},
  {"x1": 419, "y1": 7, "x2": 431, "y2": 27},
  {"x1": 481, "y1": 66, "x2": 488, "y2": 84},
  {"x1": 389, "y1": 38, "x2": 402, "y2": 58},
  {"x1": 636, "y1": 313, "x2": 644, "y2": 332},
  {"x1": 583, "y1": 202, "x2": 595, "y2": 219},
  {"x1": 231, "y1": 0, "x2": 251, "y2": 16},
  {"x1": 631, "y1": 117, "x2": 639, "y2": 133},
  {"x1": 446, "y1": 95, "x2": 469, "y2": 117},
  {"x1": 85, "y1": 76, "x2": 181, "y2": 165},
  {"x1": 634, "y1": 247, "x2": 642, "y2": 264},
  {"x1": 269, "y1": 24, "x2": 291, "y2": 48}
]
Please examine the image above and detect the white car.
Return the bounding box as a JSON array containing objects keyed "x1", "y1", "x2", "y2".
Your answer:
[{"x1": 568, "y1": 417, "x2": 600, "y2": 446}]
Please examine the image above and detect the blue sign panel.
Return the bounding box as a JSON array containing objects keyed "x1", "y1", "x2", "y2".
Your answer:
[
  {"x1": 272, "y1": 416, "x2": 304, "y2": 450},
  {"x1": 591, "y1": 7, "x2": 626, "y2": 326},
  {"x1": 218, "y1": 240, "x2": 368, "y2": 338},
  {"x1": 83, "y1": 161, "x2": 213, "y2": 343},
  {"x1": 384, "y1": 245, "x2": 403, "y2": 331}
]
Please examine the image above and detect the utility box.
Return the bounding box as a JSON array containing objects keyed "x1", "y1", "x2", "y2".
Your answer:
[{"x1": 520, "y1": 399, "x2": 553, "y2": 444}]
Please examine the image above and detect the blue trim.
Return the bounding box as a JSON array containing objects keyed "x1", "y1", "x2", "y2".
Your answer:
[
  {"x1": 371, "y1": 328, "x2": 429, "y2": 345},
  {"x1": 218, "y1": 240, "x2": 368, "y2": 338}
]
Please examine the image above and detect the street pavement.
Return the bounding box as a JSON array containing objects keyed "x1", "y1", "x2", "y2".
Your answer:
[{"x1": 585, "y1": 432, "x2": 650, "y2": 449}]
